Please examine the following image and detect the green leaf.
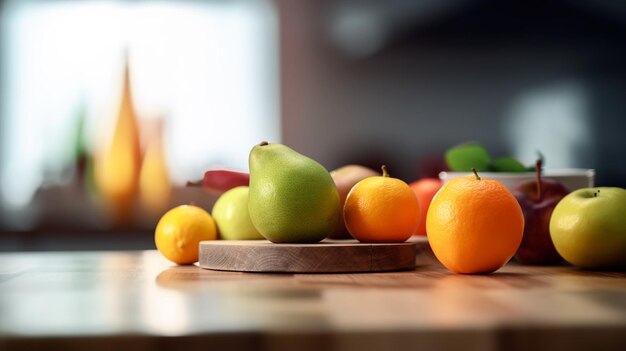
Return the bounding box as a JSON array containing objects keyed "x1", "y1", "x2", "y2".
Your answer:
[
  {"x1": 445, "y1": 143, "x2": 491, "y2": 172},
  {"x1": 491, "y1": 157, "x2": 528, "y2": 172}
]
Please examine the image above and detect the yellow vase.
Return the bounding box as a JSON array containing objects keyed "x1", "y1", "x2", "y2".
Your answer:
[
  {"x1": 139, "y1": 118, "x2": 171, "y2": 218},
  {"x1": 94, "y1": 61, "x2": 142, "y2": 227}
]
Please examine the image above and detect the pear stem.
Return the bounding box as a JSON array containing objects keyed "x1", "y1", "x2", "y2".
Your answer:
[
  {"x1": 535, "y1": 158, "x2": 543, "y2": 202},
  {"x1": 381, "y1": 165, "x2": 389, "y2": 177},
  {"x1": 259, "y1": 141, "x2": 269, "y2": 146},
  {"x1": 472, "y1": 168, "x2": 481, "y2": 180}
]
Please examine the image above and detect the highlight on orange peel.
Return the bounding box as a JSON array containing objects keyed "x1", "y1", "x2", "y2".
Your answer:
[
  {"x1": 426, "y1": 169, "x2": 524, "y2": 274},
  {"x1": 343, "y1": 165, "x2": 420, "y2": 243}
]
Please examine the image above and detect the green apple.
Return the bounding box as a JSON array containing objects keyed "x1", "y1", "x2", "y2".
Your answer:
[
  {"x1": 550, "y1": 187, "x2": 626, "y2": 269},
  {"x1": 212, "y1": 186, "x2": 264, "y2": 240}
]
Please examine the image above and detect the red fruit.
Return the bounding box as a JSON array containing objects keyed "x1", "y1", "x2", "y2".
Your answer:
[
  {"x1": 409, "y1": 178, "x2": 442, "y2": 236},
  {"x1": 187, "y1": 169, "x2": 249, "y2": 194},
  {"x1": 513, "y1": 160, "x2": 569, "y2": 265}
]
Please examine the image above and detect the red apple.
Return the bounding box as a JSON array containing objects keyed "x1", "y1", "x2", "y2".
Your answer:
[
  {"x1": 512, "y1": 160, "x2": 569, "y2": 265},
  {"x1": 409, "y1": 178, "x2": 442, "y2": 236},
  {"x1": 187, "y1": 169, "x2": 249, "y2": 194}
]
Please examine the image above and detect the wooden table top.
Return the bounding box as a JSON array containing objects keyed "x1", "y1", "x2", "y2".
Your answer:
[{"x1": 1, "y1": 239, "x2": 625, "y2": 351}]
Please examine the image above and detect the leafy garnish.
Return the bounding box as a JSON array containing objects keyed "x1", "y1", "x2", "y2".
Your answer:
[
  {"x1": 491, "y1": 157, "x2": 528, "y2": 172},
  {"x1": 445, "y1": 143, "x2": 491, "y2": 172},
  {"x1": 445, "y1": 142, "x2": 543, "y2": 173}
]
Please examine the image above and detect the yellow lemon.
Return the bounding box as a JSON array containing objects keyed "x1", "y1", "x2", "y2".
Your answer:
[{"x1": 155, "y1": 205, "x2": 217, "y2": 264}]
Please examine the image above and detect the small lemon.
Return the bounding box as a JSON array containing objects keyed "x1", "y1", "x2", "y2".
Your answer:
[{"x1": 155, "y1": 205, "x2": 217, "y2": 264}]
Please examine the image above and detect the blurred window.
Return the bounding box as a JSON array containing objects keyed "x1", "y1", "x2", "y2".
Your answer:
[{"x1": 0, "y1": 0, "x2": 279, "y2": 209}]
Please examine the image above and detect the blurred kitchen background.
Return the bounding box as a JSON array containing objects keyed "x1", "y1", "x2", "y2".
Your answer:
[{"x1": 1, "y1": 0, "x2": 626, "y2": 250}]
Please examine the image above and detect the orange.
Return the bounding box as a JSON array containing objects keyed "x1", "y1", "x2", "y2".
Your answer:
[
  {"x1": 155, "y1": 204, "x2": 217, "y2": 264},
  {"x1": 409, "y1": 178, "x2": 442, "y2": 236},
  {"x1": 343, "y1": 165, "x2": 420, "y2": 242},
  {"x1": 426, "y1": 170, "x2": 524, "y2": 274}
]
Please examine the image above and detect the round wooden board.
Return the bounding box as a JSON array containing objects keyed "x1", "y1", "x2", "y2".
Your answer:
[{"x1": 198, "y1": 239, "x2": 418, "y2": 273}]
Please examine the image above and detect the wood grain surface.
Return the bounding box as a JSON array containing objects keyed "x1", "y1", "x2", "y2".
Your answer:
[
  {"x1": 1, "y1": 237, "x2": 625, "y2": 351},
  {"x1": 198, "y1": 239, "x2": 419, "y2": 273}
]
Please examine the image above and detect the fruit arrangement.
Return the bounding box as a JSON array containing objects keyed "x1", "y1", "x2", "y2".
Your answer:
[{"x1": 154, "y1": 141, "x2": 626, "y2": 273}]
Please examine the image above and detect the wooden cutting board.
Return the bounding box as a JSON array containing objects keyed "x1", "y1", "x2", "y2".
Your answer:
[{"x1": 198, "y1": 239, "x2": 420, "y2": 273}]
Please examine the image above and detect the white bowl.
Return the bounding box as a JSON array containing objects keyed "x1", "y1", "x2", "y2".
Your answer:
[{"x1": 439, "y1": 169, "x2": 595, "y2": 191}]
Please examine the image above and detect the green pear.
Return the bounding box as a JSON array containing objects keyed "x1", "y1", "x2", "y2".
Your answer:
[
  {"x1": 248, "y1": 142, "x2": 341, "y2": 243},
  {"x1": 212, "y1": 186, "x2": 264, "y2": 240}
]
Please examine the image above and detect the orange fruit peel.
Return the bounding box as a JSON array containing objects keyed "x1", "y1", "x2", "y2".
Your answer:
[
  {"x1": 343, "y1": 165, "x2": 420, "y2": 243},
  {"x1": 426, "y1": 169, "x2": 524, "y2": 274},
  {"x1": 155, "y1": 204, "x2": 217, "y2": 264}
]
